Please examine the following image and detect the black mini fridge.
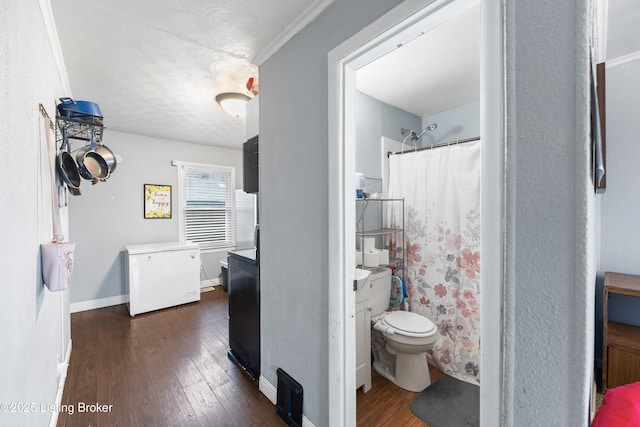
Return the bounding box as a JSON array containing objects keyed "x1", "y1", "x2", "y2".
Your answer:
[{"x1": 227, "y1": 248, "x2": 260, "y2": 380}]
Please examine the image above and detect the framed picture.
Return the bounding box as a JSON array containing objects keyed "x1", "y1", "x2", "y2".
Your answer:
[
  {"x1": 144, "y1": 184, "x2": 172, "y2": 219},
  {"x1": 594, "y1": 62, "x2": 607, "y2": 193}
]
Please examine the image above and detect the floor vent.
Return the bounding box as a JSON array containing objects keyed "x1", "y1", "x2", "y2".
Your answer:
[{"x1": 276, "y1": 368, "x2": 303, "y2": 427}]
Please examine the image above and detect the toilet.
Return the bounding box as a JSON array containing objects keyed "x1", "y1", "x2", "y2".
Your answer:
[{"x1": 369, "y1": 268, "x2": 437, "y2": 392}]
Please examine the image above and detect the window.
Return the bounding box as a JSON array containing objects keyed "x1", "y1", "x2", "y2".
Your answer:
[{"x1": 177, "y1": 162, "x2": 236, "y2": 252}]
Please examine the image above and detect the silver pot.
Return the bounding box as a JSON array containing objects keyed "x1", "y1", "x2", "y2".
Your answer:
[{"x1": 76, "y1": 144, "x2": 117, "y2": 180}]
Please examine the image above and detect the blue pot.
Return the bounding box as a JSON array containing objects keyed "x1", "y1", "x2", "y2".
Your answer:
[{"x1": 57, "y1": 97, "x2": 103, "y2": 119}]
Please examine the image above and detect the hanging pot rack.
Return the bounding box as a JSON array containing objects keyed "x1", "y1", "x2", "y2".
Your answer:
[{"x1": 55, "y1": 115, "x2": 104, "y2": 148}]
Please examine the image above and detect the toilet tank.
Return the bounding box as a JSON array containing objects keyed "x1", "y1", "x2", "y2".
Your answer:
[{"x1": 369, "y1": 267, "x2": 392, "y2": 317}]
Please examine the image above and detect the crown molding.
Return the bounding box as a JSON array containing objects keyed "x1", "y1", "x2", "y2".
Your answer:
[
  {"x1": 253, "y1": 0, "x2": 334, "y2": 65},
  {"x1": 38, "y1": 0, "x2": 72, "y2": 96},
  {"x1": 607, "y1": 50, "x2": 640, "y2": 69}
]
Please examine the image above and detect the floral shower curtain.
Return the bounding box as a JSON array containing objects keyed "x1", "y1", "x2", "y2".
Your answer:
[{"x1": 387, "y1": 139, "x2": 481, "y2": 385}]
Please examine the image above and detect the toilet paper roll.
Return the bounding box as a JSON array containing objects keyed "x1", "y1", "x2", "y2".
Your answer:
[
  {"x1": 378, "y1": 249, "x2": 389, "y2": 265},
  {"x1": 364, "y1": 251, "x2": 379, "y2": 268},
  {"x1": 355, "y1": 250, "x2": 363, "y2": 266},
  {"x1": 364, "y1": 238, "x2": 376, "y2": 253}
]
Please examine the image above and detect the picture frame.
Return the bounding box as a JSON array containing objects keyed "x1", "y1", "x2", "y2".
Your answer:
[
  {"x1": 594, "y1": 62, "x2": 607, "y2": 193},
  {"x1": 144, "y1": 184, "x2": 172, "y2": 219}
]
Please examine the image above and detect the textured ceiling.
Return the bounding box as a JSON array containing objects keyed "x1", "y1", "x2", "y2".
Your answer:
[
  {"x1": 52, "y1": 1, "x2": 639, "y2": 149},
  {"x1": 51, "y1": 0, "x2": 322, "y2": 148},
  {"x1": 356, "y1": 3, "x2": 480, "y2": 119}
]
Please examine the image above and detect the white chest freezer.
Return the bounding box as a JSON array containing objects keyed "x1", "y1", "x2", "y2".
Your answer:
[{"x1": 125, "y1": 241, "x2": 200, "y2": 317}]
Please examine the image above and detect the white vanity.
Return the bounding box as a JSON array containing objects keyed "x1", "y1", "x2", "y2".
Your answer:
[{"x1": 355, "y1": 268, "x2": 372, "y2": 392}]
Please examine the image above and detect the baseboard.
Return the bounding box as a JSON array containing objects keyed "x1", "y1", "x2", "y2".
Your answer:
[
  {"x1": 49, "y1": 339, "x2": 72, "y2": 427},
  {"x1": 258, "y1": 375, "x2": 316, "y2": 427},
  {"x1": 259, "y1": 375, "x2": 278, "y2": 404},
  {"x1": 200, "y1": 278, "x2": 220, "y2": 288},
  {"x1": 70, "y1": 294, "x2": 128, "y2": 313}
]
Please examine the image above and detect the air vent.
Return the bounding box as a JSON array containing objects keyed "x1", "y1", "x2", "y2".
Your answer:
[{"x1": 276, "y1": 368, "x2": 303, "y2": 427}]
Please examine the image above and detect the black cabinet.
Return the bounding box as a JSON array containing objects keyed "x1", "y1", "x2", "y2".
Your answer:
[
  {"x1": 227, "y1": 249, "x2": 260, "y2": 380},
  {"x1": 243, "y1": 135, "x2": 259, "y2": 194}
]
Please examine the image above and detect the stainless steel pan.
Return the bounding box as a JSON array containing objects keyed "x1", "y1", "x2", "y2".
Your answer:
[{"x1": 75, "y1": 131, "x2": 117, "y2": 180}]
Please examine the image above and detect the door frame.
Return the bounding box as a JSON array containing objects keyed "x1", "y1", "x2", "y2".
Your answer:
[{"x1": 327, "y1": 0, "x2": 505, "y2": 425}]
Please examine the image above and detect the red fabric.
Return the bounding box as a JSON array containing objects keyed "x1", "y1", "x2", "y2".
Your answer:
[{"x1": 593, "y1": 382, "x2": 640, "y2": 427}]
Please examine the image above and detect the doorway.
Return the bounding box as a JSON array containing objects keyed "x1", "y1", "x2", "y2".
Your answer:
[{"x1": 327, "y1": 0, "x2": 505, "y2": 425}]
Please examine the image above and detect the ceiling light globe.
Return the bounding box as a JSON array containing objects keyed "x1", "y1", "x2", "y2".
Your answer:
[{"x1": 216, "y1": 93, "x2": 251, "y2": 118}]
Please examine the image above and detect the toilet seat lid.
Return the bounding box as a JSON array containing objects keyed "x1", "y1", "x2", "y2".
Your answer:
[{"x1": 384, "y1": 311, "x2": 435, "y2": 335}]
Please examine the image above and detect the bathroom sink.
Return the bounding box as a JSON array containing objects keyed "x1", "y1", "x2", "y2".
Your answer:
[{"x1": 355, "y1": 268, "x2": 371, "y2": 291}]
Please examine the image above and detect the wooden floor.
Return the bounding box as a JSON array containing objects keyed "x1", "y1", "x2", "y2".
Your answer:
[
  {"x1": 357, "y1": 363, "x2": 444, "y2": 427},
  {"x1": 58, "y1": 288, "x2": 440, "y2": 427}
]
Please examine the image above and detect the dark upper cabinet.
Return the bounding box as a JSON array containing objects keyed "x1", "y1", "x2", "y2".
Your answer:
[{"x1": 243, "y1": 135, "x2": 259, "y2": 194}]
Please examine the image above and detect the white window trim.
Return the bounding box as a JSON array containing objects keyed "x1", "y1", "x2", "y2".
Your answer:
[{"x1": 175, "y1": 160, "x2": 237, "y2": 254}]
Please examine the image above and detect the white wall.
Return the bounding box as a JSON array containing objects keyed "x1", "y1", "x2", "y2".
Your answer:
[
  {"x1": 259, "y1": 1, "x2": 405, "y2": 425},
  {"x1": 0, "y1": 1, "x2": 71, "y2": 425},
  {"x1": 69, "y1": 130, "x2": 242, "y2": 306}
]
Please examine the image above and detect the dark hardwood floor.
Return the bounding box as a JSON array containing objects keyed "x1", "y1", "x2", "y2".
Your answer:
[
  {"x1": 58, "y1": 288, "x2": 439, "y2": 427},
  {"x1": 357, "y1": 364, "x2": 444, "y2": 426},
  {"x1": 57, "y1": 289, "x2": 284, "y2": 427}
]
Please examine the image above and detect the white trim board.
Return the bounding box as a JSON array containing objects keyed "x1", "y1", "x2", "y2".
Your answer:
[
  {"x1": 48, "y1": 339, "x2": 72, "y2": 427},
  {"x1": 327, "y1": 0, "x2": 503, "y2": 425},
  {"x1": 253, "y1": 0, "x2": 334, "y2": 65},
  {"x1": 200, "y1": 279, "x2": 220, "y2": 288},
  {"x1": 258, "y1": 376, "x2": 316, "y2": 427},
  {"x1": 70, "y1": 294, "x2": 128, "y2": 313},
  {"x1": 259, "y1": 376, "x2": 278, "y2": 404},
  {"x1": 607, "y1": 50, "x2": 640, "y2": 68},
  {"x1": 37, "y1": 0, "x2": 72, "y2": 95}
]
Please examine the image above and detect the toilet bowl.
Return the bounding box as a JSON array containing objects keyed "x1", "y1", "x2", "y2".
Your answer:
[{"x1": 368, "y1": 268, "x2": 437, "y2": 392}]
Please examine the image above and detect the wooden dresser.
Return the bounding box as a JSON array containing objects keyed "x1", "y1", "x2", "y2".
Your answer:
[{"x1": 602, "y1": 272, "x2": 640, "y2": 391}]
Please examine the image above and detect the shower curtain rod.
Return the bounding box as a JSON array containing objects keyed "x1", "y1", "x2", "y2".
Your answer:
[{"x1": 387, "y1": 136, "x2": 480, "y2": 157}]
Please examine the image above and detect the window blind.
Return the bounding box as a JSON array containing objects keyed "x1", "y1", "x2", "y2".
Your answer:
[{"x1": 179, "y1": 164, "x2": 236, "y2": 251}]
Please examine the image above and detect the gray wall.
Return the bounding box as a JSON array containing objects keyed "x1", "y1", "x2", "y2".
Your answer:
[
  {"x1": 259, "y1": 1, "x2": 405, "y2": 425},
  {"x1": 504, "y1": 1, "x2": 594, "y2": 424},
  {"x1": 355, "y1": 90, "x2": 421, "y2": 179},
  {"x1": 420, "y1": 100, "x2": 480, "y2": 146},
  {"x1": 0, "y1": 1, "x2": 598, "y2": 425},
  {"x1": 596, "y1": 57, "x2": 640, "y2": 371},
  {"x1": 69, "y1": 130, "x2": 242, "y2": 304},
  {"x1": 355, "y1": 91, "x2": 421, "y2": 236},
  {"x1": 261, "y1": 0, "x2": 594, "y2": 424},
  {"x1": 0, "y1": 1, "x2": 71, "y2": 425}
]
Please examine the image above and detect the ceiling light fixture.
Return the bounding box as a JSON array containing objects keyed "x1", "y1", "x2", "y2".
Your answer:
[{"x1": 215, "y1": 92, "x2": 251, "y2": 118}]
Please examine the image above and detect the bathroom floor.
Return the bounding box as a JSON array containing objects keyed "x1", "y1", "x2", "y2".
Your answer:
[{"x1": 357, "y1": 363, "x2": 444, "y2": 426}]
